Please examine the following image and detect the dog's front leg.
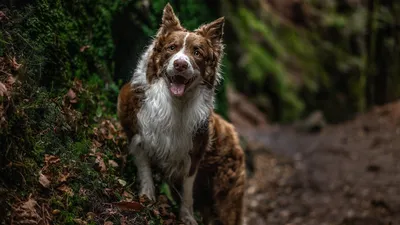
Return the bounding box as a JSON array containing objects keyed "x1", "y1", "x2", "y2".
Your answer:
[
  {"x1": 180, "y1": 169, "x2": 198, "y2": 225},
  {"x1": 129, "y1": 136, "x2": 156, "y2": 201}
]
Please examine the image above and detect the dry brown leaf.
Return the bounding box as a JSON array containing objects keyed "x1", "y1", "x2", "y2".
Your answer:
[
  {"x1": 12, "y1": 195, "x2": 41, "y2": 224},
  {"x1": 73, "y1": 218, "x2": 87, "y2": 225},
  {"x1": 57, "y1": 184, "x2": 74, "y2": 196},
  {"x1": 86, "y1": 212, "x2": 96, "y2": 220},
  {"x1": 95, "y1": 155, "x2": 107, "y2": 173},
  {"x1": 11, "y1": 57, "x2": 21, "y2": 71},
  {"x1": 0, "y1": 82, "x2": 7, "y2": 97},
  {"x1": 52, "y1": 209, "x2": 61, "y2": 215},
  {"x1": 93, "y1": 140, "x2": 102, "y2": 148},
  {"x1": 80, "y1": 45, "x2": 90, "y2": 52},
  {"x1": 112, "y1": 201, "x2": 144, "y2": 212},
  {"x1": 7, "y1": 75, "x2": 16, "y2": 85},
  {"x1": 90, "y1": 140, "x2": 102, "y2": 153},
  {"x1": 104, "y1": 222, "x2": 114, "y2": 225},
  {"x1": 45, "y1": 154, "x2": 60, "y2": 165},
  {"x1": 73, "y1": 78, "x2": 83, "y2": 92},
  {"x1": 153, "y1": 209, "x2": 160, "y2": 216},
  {"x1": 59, "y1": 172, "x2": 70, "y2": 183},
  {"x1": 39, "y1": 171, "x2": 51, "y2": 188},
  {"x1": 108, "y1": 160, "x2": 118, "y2": 168},
  {"x1": 122, "y1": 191, "x2": 133, "y2": 201},
  {"x1": 158, "y1": 203, "x2": 170, "y2": 217},
  {"x1": 67, "y1": 89, "x2": 77, "y2": 104}
]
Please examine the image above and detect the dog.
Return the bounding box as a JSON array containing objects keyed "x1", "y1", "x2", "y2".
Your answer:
[{"x1": 117, "y1": 3, "x2": 246, "y2": 225}]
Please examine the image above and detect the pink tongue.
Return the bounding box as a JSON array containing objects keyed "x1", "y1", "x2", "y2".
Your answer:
[{"x1": 170, "y1": 83, "x2": 185, "y2": 96}]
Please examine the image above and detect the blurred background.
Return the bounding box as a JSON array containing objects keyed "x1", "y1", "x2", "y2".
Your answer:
[{"x1": 1, "y1": 0, "x2": 400, "y2": 224}]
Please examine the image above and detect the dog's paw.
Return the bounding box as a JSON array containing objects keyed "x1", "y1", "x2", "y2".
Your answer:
[
  {"x1": 180, "y1": 206, "x2": 197, "y2": 225},
  {"x1": 139, "y1": 185, "x2": 156, "y2": 202},
  {"x1": 180, "y1": 215, "x2": 198, "y2": 225}
]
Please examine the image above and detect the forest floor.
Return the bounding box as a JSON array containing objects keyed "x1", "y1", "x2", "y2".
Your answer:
[
  {"x1": 239, "y1": 100, "x2": 400, "y2": 225},
  {"x1": 3, "y1": 77, "x2": 400, "y2": 225}
]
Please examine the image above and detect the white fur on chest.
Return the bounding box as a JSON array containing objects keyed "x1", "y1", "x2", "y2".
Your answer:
[
  {"x1": 130, "y1": 45, "x2": 213, "y2": 179},
  {"x1": 137, "y1": 79, "x2": 212, "y2": 178}
]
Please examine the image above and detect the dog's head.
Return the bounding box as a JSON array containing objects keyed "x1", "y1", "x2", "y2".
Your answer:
[{"x1": 147, "y1": 3, "x2": 224, "y2": 97}]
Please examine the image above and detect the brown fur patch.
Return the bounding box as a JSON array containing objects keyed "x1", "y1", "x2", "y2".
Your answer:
[
  {"x1": 117, "y1": 83, "x2": 145, "y2": 140},
  {"x1": 194, "y1": 113, "x2": 246, "y2": 225},
  {"x1": 147, "y1": 11, "x2": 224, "y2": 89},
  {"x1": 117, "y1": 4, "x2": 245, "y2": 225}
]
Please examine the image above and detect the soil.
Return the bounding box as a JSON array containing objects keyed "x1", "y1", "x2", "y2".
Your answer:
[{"x1": 238, "y1": 101, "x2": 400, "y2": 225}]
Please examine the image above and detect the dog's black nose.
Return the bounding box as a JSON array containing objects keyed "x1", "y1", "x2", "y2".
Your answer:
[{"x1": 173, "y1": 59, "x2": 188, "y2": 72}]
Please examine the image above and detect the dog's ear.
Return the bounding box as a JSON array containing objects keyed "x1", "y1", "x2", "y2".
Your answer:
[
  {"x1": 157, "y1": 3, "x2": 183, "y2": 36},
  {"x1": 195, "y1": 17, "x2": 225, "y2": 47}
]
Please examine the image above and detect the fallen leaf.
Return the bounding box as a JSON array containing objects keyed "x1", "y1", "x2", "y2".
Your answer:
[
  {"x1": 6, "y1": 75, "x2": 16, "y2": 85},
  {"x1": 90, "y1": 140, "x2": 102, "y2": 153},
  {"x1": 158, "y1": 203, "x2": 170, "y2": 217},
  {"x1": 108, "y1": 160, "x2": 118, "y2": 168},
  {"x1": 112, "y1": 201, "x2": 144, "y2": 212},
  {"x1": 10, "y1": 57, "x2": 21, "y2": 71},
  {"x1": 73, "y1": 218, "x2": 87, "y2": 225},
  {"x1": 67, "y1": 89, "x2": 78, "y2": 103},
  {"x1": 93, "y1": 140, "x2": 102, "y2": 148},
  {"x1": 122, "y1": 191, "x2": 133, "y2": 201},
  {"x1": 80, "y1": 45, "x2": 90, "y2": 52},
  {"x1": 52, "y1": 209, "x2": 61, "y2": 215},
  {"x1": 0, "y1": 82, "x2": 7, "y2": 97},
  {"x1": 104, "y1": 222, "x2": 114, "y2": 225},
  {"x1": 45, "y1": 154, "x2": 60, "y2": 165},
  {"x1": 95, "y1": 155, "x2": 107, "y2": 173},
  {"x1": 12, "y1": 195, "x2": 41, "y2": 224},
  {"x1": 39, "y1": 171, "x2": 51, "y2": 188},
  {"x1": 86, "y1": 212, "x2": 96, "y2": 220},
  {"x1": 117, "y1": 179, "x2": 126, "y2": 187},
  {"x1": 59, "y1": 172, "x2": 70, "y2": 183},
  {"x1": 153, "y1": 209, "x2": 160, "y2": 216},
  {"x1": 73, "y1": 78, "x2": 83, "y2": 92},
  {"x1": 57, "y1": 184, "x2": 74, "y2": 196}
]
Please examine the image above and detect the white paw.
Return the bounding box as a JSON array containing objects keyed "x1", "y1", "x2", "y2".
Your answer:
[
  {"x1": 139, "y1": 184, "x2": 156, "y2": 202},
  {"x1": 180, "y1": 206, "x2": 197, "y2": 225}
]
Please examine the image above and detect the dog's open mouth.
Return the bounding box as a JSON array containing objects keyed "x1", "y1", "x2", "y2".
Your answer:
[{"x1": 168, "y1": 75, "x2": 195, "y2": 97}]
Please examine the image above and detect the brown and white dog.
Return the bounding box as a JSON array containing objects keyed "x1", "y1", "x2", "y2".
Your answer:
[{"x1": 117, "y1": 3, "x2": 245, "y2": 225}]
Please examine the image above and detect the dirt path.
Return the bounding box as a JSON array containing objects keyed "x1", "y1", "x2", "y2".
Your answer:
[{"x1": 240, "y1": 101, "x2": 400, "y2": 225}]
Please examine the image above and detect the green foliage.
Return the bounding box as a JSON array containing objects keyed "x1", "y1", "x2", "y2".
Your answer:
[
  {"x1": 223, "y1": 1, "x2": 318, "y2": 121},
  {"x1": 1, "y1": 0, "x2": 231, "y2": 223},
  {"x1": 221, "y1": 0, "x2": 399, "y2": 122},
  {"x1": 0, "y1": 0, "x2": 135, "y2": 223}
]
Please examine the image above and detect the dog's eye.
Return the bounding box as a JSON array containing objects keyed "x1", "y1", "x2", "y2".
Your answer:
[
  {"x1": 194, "y1": 50, "x2": 201, "y2": 56},
  {"x1": 168, "y1": 45, "x2": 176, "y2": 51}
]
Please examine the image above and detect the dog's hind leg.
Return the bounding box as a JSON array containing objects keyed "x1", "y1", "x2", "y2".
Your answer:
[{"x1": 213, "y1": 147, "x2": 246, "y2": 225}]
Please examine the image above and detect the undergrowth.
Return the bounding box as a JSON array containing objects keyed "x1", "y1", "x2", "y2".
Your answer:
[{"x1": 0, "y1": 0, "x2": 206, "y2": 224}]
